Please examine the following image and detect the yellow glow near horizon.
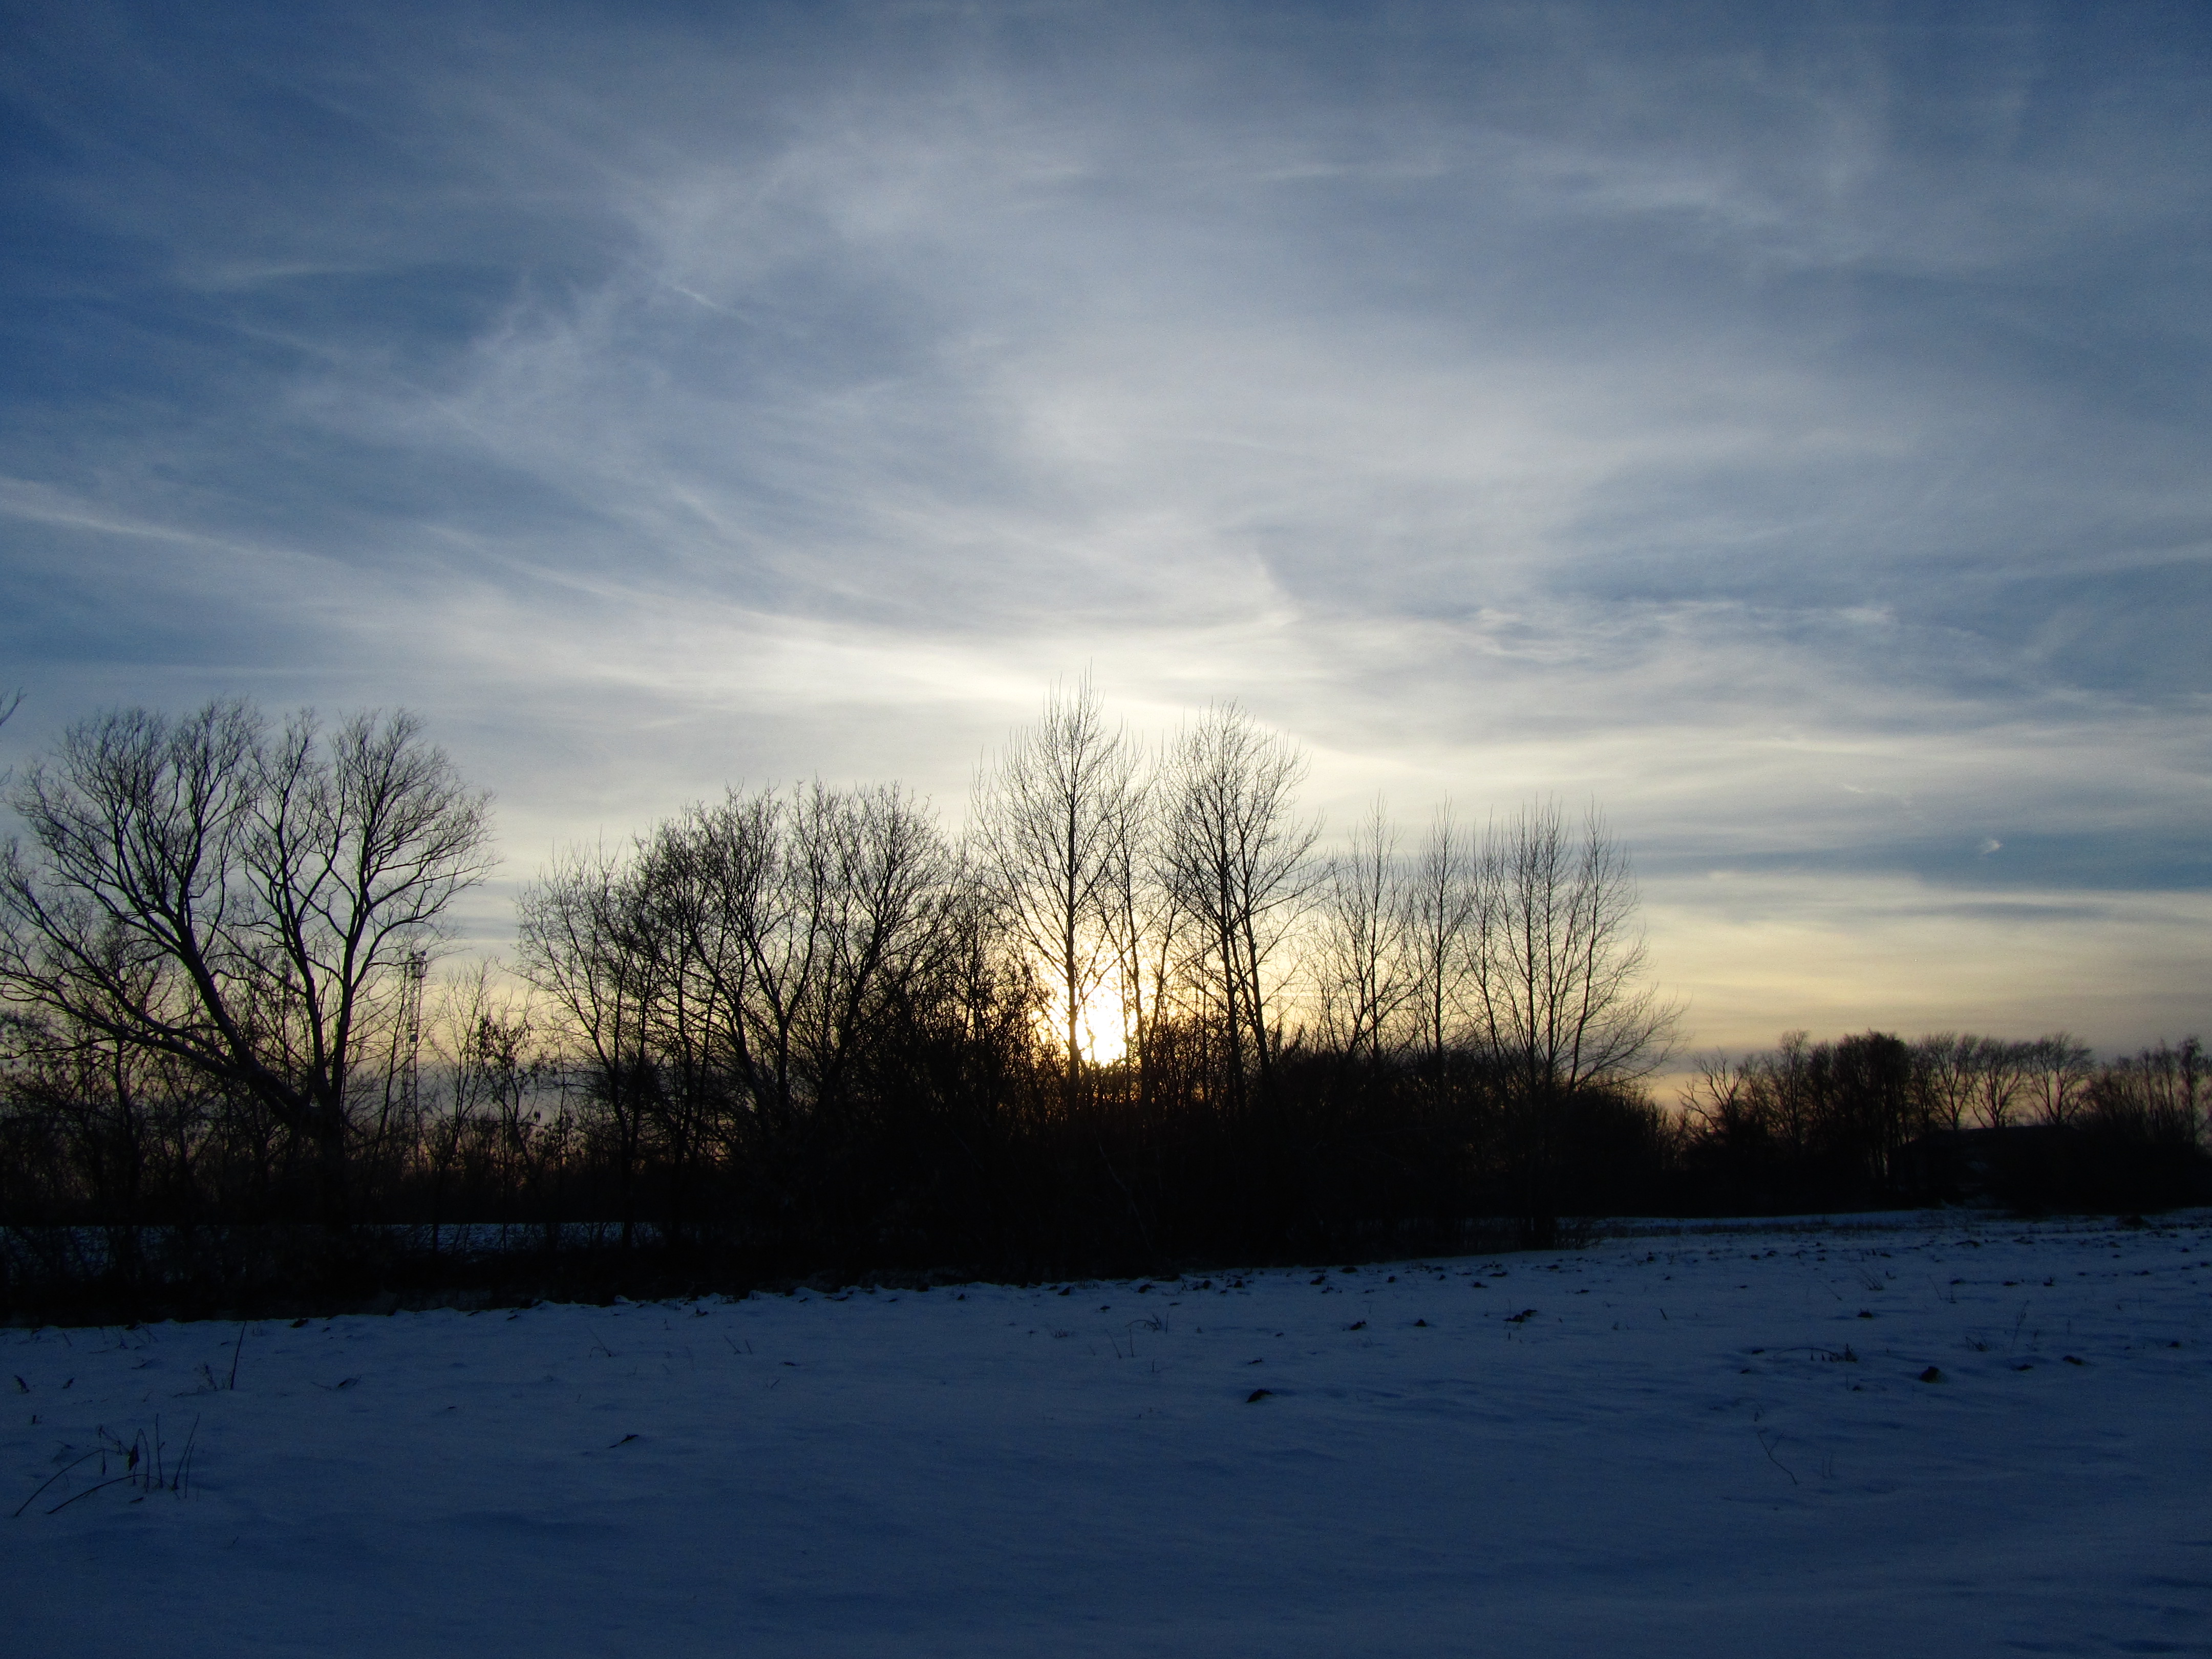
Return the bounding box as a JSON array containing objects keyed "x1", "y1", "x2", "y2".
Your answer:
[{"x1": 1040, "y1": 983, "x2": 1130, "y2": 1066}]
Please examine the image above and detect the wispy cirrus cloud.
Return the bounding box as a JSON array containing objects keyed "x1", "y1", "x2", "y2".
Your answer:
[{"x1": 1, "y1": 1, "x2": 2206, "y2": 1047}]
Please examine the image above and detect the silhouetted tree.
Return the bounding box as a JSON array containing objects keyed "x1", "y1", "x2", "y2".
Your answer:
[
  {"x1": 2024, "y1": 1033, "x2": 2096, "y2": 1127},
  {"x1": 1312, "y1": 800, "x2": 1413, "y2": 1069},
  {"x1": 1912, "y1": 1033, "x2": 1978, "y2": 1133},
  {"x1": 1406, "y1": 804, "x2": 1477, "y2": 1081},
  {"x1": 1968, "y1": 1035, "x2": 2035, "y2": 1129},
  {"x1": 972, "y1": 677, "x2": 1142, "y2": 1098},
  {"x1": 515, "y1": 843, "x2": 656, "y2": 1246},
  {"x1": 1156, "y1": 705, "x2": 1320, "y2": 1115},
  {"x1": 0, "y1": 702, "x2": 493, "y2": 1230},
  {"x1": 1465, "y1": 802, "x2": 1678, "y2": 1100}
]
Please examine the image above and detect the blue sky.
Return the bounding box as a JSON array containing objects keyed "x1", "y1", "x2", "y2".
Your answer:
[{"x1": 3, "y1": 1, "x2": 2207, "y2": 1051}]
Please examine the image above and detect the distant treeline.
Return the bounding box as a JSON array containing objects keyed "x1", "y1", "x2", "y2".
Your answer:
[
  {"x1": 1680, "y1": 1029, "x2": 2207, "y2": 1214},
  {"x1": 0, "y1": 691, "x2": 2204, "y2": 1318}
]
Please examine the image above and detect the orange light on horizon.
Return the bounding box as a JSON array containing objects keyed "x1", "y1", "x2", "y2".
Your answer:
[{"x1": 1036, "y1": 983, "x2": 1130, "y2": 1066}]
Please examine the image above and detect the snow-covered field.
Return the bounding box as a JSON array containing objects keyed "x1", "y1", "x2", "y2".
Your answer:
[{"x1": 7, "y1": 1214, "x2": 2210, "y2": 1658}]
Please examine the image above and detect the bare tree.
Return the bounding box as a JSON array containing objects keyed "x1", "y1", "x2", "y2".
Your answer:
[
  {"x1": 2093, "y1": 1036, "x2": 2206, "y2": 1143},
  {"x1": 625, "y1": 809, "x2": 758, "y2": 1239},
  {"x1": 2024, "y1": 1032, "x2": 2096, "y2": 1127},
  {"x1": 1156, "y1": 705, "x2": 1320, "y2": 1113},
  {"x1": 1681, "y1": 1050, "x2": 1761, "y2": 1146},
  {"x1": 1912, "y1": 1032, "x2": 1978, "y2": 1133},
  {"x1": 1465, "y1": 801, "x2": 1677, "y2": 1101},
  {"x1": 1968, "y1": 1035, "x2": 2033, "y2": 1129},
  {"x1": 1312, "y1": 800, "x2": 1414, "y2": 1067},
  {"x1": 973, "y1": 677, "x2": 1141, "y2": 1096},
  {"x1": 767, "y1": 780, "x2": 962, "y2": 1115},
  {"x1": 522, "y1": 781, "x2": 966, "y2": 1153},
  {"x1": 1455, "y1": 802, "x2": 1674, "y2": 1238},
  {"x1": 0, "y1": 701, "x2": 494, "y2": 1228},
  {"x1": 1097, "y1": 747, "x2": 1175, "y2": 1090},
  {"x1": 516, "y1": 842, "x2": 662, "y2": 1246},
  {"x1": 1406, "y1": 804, "x2": 1477, "y2": 1078},
  {"x1": 417, "y1": 961, "x2": 549, "y2": 1249},
  {"x1": 1826, "y1": 1030, "x2": 1920, "y2": 1184}
]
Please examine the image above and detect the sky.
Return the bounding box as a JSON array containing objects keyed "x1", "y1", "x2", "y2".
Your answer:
[{"x1": 1, "y1": 1, "x2": 2207, "y2": 1056}]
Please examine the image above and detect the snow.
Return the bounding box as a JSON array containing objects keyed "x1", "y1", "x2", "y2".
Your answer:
[{"x1": 7, "y1": 1214, "x2": 2211, "y2": 1657}]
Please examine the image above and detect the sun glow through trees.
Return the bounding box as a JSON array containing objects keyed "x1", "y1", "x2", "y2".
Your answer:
[{"x1": 1043, "y1": 983, "x2": 1130, "y2": 1068}]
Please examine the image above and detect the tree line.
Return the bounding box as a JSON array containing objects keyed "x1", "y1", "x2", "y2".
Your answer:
[
  {"x1": 0, "y1": 690, "x2": 2203, "y2": 1315},
  {"x1": 1682, "y1": 1028, "x2": 2207, "y2": 1213}
]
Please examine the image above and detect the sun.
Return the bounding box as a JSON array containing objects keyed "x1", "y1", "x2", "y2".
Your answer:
[{"x1": 1038, "y1": 982, "x2": 1130, "y2": 1066}]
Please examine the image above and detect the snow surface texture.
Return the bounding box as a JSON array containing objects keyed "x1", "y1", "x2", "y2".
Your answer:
[{"x1": 7, "y1": 1215, "x2": 2210, "y2": 1658}]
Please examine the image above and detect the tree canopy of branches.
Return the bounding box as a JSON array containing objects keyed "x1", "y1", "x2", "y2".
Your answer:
[
  {"x1": 516, "y1": 780, "x2": 1008, "y2": 1252},
  {"x1": 972, "y1": 677, "x2": 1141, "y2": 1093},
  {"x1": 0, "y1": 701, "x2": 493, "y2": 1227},
  {"x1": 1312, "y1": 801, "x2": 1414, "y2": 1069},
  {"x1": 1465, "y1": 802, "x2": 1679, "y2": 1102},
  {"x1": 1681, "y1": 1029, "x2": 2209, "y2": 1211},
  {"x1": 1156, "y1": 704, "x2": 1321, "y2": 1115},
  {"x1": 10, "y1": 686, "x2": 2199, "y2": 1325}
]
